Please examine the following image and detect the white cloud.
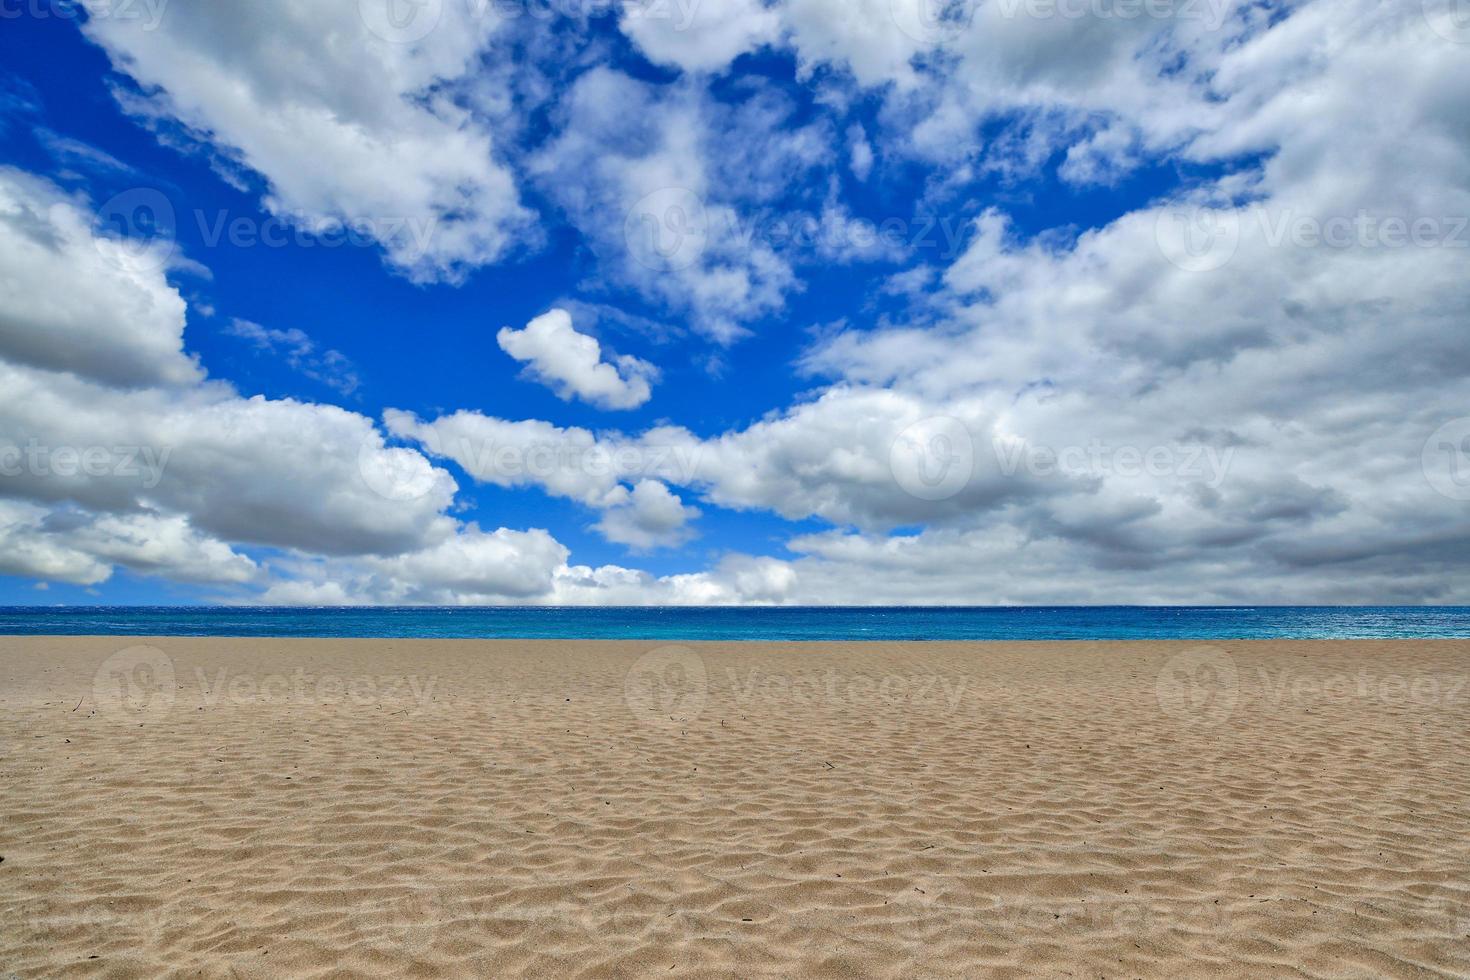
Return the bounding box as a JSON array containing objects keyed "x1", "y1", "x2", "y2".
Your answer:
[
  {"x1": 619, "y1": 0, "x2": 781, "y2": 73},
  {"x1": 0, "y1": 168, "x2": 201, "y2": 388},
  {"x1": 385, "y1": 410, "x2": 627, "y2": 508},
  {"x1": 497, "y1": 308, "x2": 656, "y2": 410},
  {"x1": 594, "y1": 480, "x2": 699, "y2": 550},
  {"x1": 0, "y1": 165, "x2": 630, "y2": 604},
  {"x1": 5, "y1": 0, "x2": 1470, "y2": 607},
  {"x1": 385, "y1": 409, "x2": 704, "y2": 549},
  {"x1": 78, "y1": 0, "x2": 530, "y2": 282},
  {"x1": 264, "y1": 525, "x2": 571, "y2": 605},
  {"x1": 530, "y1": 68, "x2": 809, "y2": 343},
  {"x1": 780, "y1": 0, "x2": 934, "y2": 88},
  {"x1": 848, "y1": 123, "x2": 874, "y2": 181},
  {"x1": 61, "y1": 511, "x2": 260, "y2": 585},
  {"x1": 0, "y1": 500, "x2": 258, "y2": 587},
  {"x1": 0, "y1": 360, "x2": 460, "y2": 558},
  {"x1": 0, "y1": 170, "x2": 464, "y2": 571},
  {"x1": 0, "y1": 500, "x2": 111, "y2": 585}
]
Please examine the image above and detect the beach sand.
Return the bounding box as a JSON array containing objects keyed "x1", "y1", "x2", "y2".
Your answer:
[{"x1": 1, "y1": 637, "x2": 1467, "y2": 978}]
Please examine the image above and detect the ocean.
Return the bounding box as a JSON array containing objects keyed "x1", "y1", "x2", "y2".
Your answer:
[{"x1": 1, "y1": 606, "x2": 1468, "y2": 641}]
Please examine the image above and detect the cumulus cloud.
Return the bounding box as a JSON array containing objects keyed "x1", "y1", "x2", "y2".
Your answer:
[
  {"x1": 385, "y1": 409, "x2": 704, "y2": 548},
  {"x1": 0, "y1": 500, "x2": 111, "y2": 585},
  {"x1": 497, "y1": 308, "x2": 656, "y2": 410},
  {"x1": 0, "y1": 168, "x2": 201, "y2": 388},
  {"x1": 619, "y1": 0, "x2": 781, "y2": 73},
  {"x1": 0, "y1": 168, "x2": 568, "y2": 599},
  {"x1": 262, "y1": 526, "x2": 571, "y2": 605},
  {"x1": 0, "y1": 500, "x2": 258, "y2": 587},
  {"x1": 4, "y1": 0, "x2": 1469, "y2": 606},
  {"x1": 530, "y1": 68, "x2": 816, "y2": 343},
  {"x1": 0, "y1": 359, "x2": 461, "y2": 558},
  {"x1": 78, "y1": 0, "x2": 530, "y2": 282},
  {"x1": 594, "y1": 480, "x2": 700, "y2": 550}
]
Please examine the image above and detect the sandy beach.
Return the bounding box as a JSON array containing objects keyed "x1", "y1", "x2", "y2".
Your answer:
[{"x1": 1, "y1": 637, "x2": 1467, "y2": 978}]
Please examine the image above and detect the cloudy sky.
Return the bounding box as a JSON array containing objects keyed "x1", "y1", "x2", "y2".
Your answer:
[{"x1": 0, "y1": 0, "x2": 1467, "y2": 605}]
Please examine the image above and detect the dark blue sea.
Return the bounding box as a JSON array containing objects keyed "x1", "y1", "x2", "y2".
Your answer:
[{"x1": 1, "y1": 606, "x2": 1468, "y2": 641}]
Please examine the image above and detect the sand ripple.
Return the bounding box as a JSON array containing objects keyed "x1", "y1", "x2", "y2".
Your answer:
[{"x1": 2, "y1": 638, "x2": 1467, "y2": 977}]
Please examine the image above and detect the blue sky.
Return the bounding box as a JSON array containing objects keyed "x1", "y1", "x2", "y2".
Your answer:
[{"x1": 1, "y1": 0, "x2": 1468, "y2": 605}]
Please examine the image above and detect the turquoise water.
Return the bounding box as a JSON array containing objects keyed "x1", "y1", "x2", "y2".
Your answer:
[{"x1": 1, "y1": 606, "x2": 1468, "y2": 640}]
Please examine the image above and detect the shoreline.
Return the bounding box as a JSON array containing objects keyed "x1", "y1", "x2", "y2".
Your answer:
[{"x1": 7, "y1": 634, "x2": 1470, "y2": 644}]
